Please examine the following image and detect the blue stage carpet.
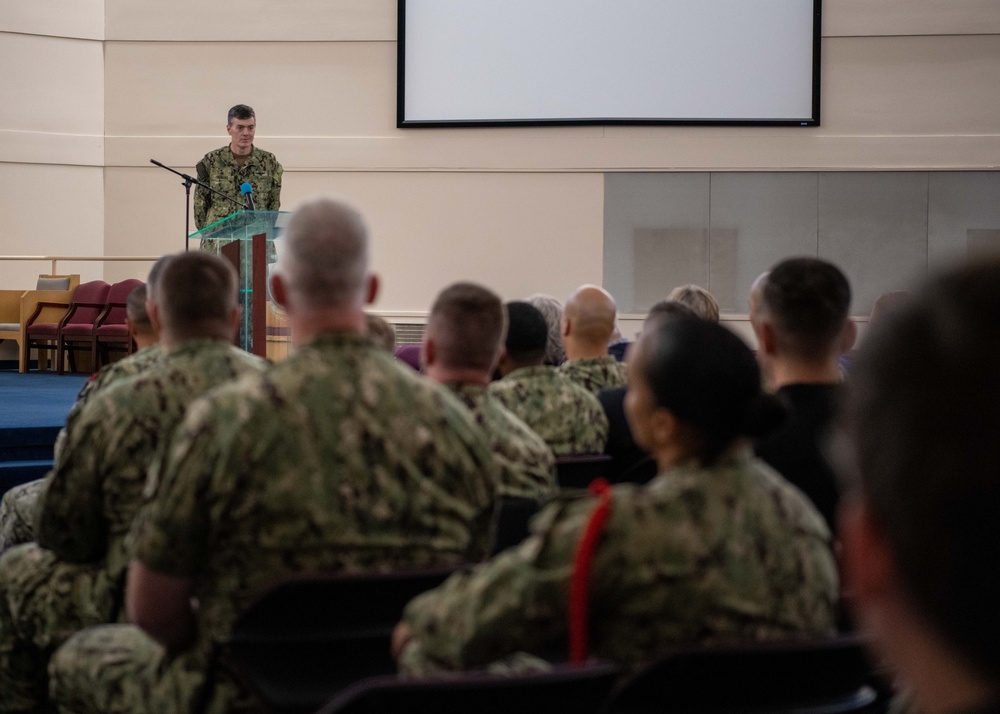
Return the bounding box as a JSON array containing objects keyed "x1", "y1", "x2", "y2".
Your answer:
[{"x1": 0, "y1": 372, "x2": 88, "y2": 429}]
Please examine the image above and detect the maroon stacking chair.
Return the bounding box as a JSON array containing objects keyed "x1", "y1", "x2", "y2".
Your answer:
[
  {"x1": 24, "y1": 280, "x2": 110, "y2": 374},
  {"x1": 93, "y1": 278, "x2": 144, "y2": 370},
  {"x1": 25, "y1": 280, "x2": 109, "y2": 373}
]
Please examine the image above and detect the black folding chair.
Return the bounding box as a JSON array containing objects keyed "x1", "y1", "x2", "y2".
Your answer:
[
  {"x1": 491, "y1": 496, "x2": 542, "y2": 555},
  {"x1": 315, "y1": 662, "x2": 619, "y2": 714},
  {"x1": 210, "y1": 568, "x2": 458, "y2": 714},
  {"x1": 555, "y1": 454, "x2": 614, "y2": 490},
  {"x1": 605, "y1": 635, "x2": 881, "y2": 714}
]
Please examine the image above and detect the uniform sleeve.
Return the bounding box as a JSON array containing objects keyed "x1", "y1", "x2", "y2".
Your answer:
[
  {"x1": 35, "y1": 399, "x2": 112, "y2": 562},
  {"x1": 264, "y1": 161, "x2": 283, "y2": 212},
  {"x1": 194, "y1": 158, "x2": 211, "y2": 229},
  {"x1": 400, "y1": 497, "x2": 594, "y2": 672}
]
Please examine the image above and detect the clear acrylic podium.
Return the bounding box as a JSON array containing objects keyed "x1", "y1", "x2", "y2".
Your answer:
[{"x1": 191, "y1": 211, "x2": 292, "y2": 360}]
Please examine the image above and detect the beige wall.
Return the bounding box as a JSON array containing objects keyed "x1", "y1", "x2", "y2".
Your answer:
[{"x1": 3, "y1": 1, "x2": 999, "y2": 312}]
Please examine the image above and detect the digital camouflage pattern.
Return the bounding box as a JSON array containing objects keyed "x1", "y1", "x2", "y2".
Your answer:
[
  {"x1": 0, "y1": 339, "x2": 266, "y2": 713},
  {"x1": 399, "y1": 447, "x2": 838, "y2": 676},
  {"x1": 488, "y1": 366, "x2": 608, "y2": 456},
  {"x1": 558, "y1": 355, "x2": 628, "y2": 395},
  {"x1": 0, "y1": 345, "x2": 164, "y2": 555},
  {"x1": 0, "y1": 480, "x2": 45, "y2": 555},
  {"x1": 194, "y1": 145, "x2": 282, "y2": 251},
  {"x1": 48, "y1": 332, "x2": 499, "y2": 714},
  {"x1": 54, "y1": 344, "x2": 165, "y2": 464},
  {"x1": 445, "y1": 382, "x2": 556, "y2": 500}
]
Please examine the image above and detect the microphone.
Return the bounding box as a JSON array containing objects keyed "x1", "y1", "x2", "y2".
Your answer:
[{"x1": 240, "y1": 182, "x2": 256, "y2": 211}]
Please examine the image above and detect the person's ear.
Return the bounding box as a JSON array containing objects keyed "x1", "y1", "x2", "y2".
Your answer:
[
  {"x1": 840, "y1": 318, "x2": 858, "y2": 354},
  {"x1": 228, "y1": 305, "x2": 241, "y2": 340},
  {"x1": 757, "y1": 321, "x2": 778, "y2": 357},
  {"x1": 365, "y1": 274, "x2": 380, "y2": 305},
  {"x1": 269, "y1": 271, "x2": 288, "y2": 309},
  {"x1": 421, "y1": 337, "x2": 435, "y2": 369},
  {"x1": 148, "y1": 302, "x2": 163, "y2": 334},
  {"x1": 839, "y1": 496, "x2": 893, "y2": 609},
  {"x1": 648, "y1": 407, "x2": 679, "y2": 451}
]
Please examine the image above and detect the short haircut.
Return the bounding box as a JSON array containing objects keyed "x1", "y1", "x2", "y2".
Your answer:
[
  {"x1": 760, "y1": 257, "x2": 851, "y2": 360},
  {"x1": 838, "y1": 258, "x2": 1000, "y2": 678},
  {"x1": 279, "y1": 197, "x2": 370, "y2": 309},
  {"x1": 427, "y1": 283, "x2": 506, "y2": 372},
  {"x1": 645, "y1": 299, "x2": 699, "y2": 328},
  {"x1": 504, "y1": 301, "x2": 549, "y2": 365},
  {"x1": 145, "y1": 254, "x2": 174, "y2": 303},
  {"x1": 125, "y1": 284, "x2": 151, "y2": 328},
  {"x1": 156, "y1": 251, "x2": 237, "y2": 338},
  {"x1": 366, "y1": 313, "x2": 396, "y2": 353},
  {"x1": 227, "y1": 104, "x2": 255, "y2": 125},
  {"x1": 637, "y1": 318, "x2": 781, "y2": 466},
  {"x1": 667, "y1": 284, "x2": 720, "y2": 323},
  {"x1": 525, "y1": 294, "x2": 566, "y2": 366}
]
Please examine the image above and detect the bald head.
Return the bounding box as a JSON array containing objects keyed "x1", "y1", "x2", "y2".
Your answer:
[
  {"x1": 563, "y1": 285, "x2": 618, "y2": 358},
  {"x1": 278, "y1": 197, "x2": 370, "y2": 309}
]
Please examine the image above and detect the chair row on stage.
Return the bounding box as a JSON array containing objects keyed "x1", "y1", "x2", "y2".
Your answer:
[
  {"x1": 0, "y1": 274, "x2": 143, "y2": 374},
  {"x1": 207, "y1": 568, "x2": 883, "y2": 714}
]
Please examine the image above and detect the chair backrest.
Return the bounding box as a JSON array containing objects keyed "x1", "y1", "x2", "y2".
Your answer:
[
  {"x1": 556, "y1": 454, "x2": 614, "y2": 489},
  {"x1": 605, "y1": 636, "x2": 879, "y2": 714},
  {"x1": 492, "y1": 495, "x2": 542, "y2": 555},
  {"x1": 35, "y1": 274, "x2": 79, "y2": 291},
  {"x1": 394, "y1": 344, "x2": 422, "y2": 371},
  {"x1": 64, "y1": 280, "x2": 111, "y2": 326},
  {"x1": 225, "y1": 567, "x2": 457, "y2": 713},
  {"x1": 98, "y1": 278, "x2": 144, "y2": 328},
  {"x1": 316, "y1": 663, "x2": 619, "y2": 714}
]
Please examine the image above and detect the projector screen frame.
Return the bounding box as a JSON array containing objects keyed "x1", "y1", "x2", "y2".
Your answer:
[{"x1": 396, "y1": 0, "x2": 822, "y2": 129}]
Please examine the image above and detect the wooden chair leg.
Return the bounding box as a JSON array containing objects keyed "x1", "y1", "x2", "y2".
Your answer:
[
  {"x1": 17, "y1": 338, "x2": 27, "y2": 374},
  {"x1": 56, "y1": 337, "x2": 65, "y2": 374}
]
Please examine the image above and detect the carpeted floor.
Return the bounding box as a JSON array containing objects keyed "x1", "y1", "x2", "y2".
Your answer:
[{"x1": 0, "y1": 372, "x2": 87, "y2": 429}]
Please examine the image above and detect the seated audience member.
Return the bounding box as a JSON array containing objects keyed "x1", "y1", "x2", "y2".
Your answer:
[
  {"x1": 558, "y1": 285, "x2": 628, "y2": 393},
  {"x1": 423, "y1": 283, "x2": 556, "y2": 500},
  {"x1": 607, "y1": 320, "x2": 630, "y2": 362},
  {"x1": 667, "y1": 284, "x2": 720, "y2": 323},
  {"x1": 394, "y1": 318, "x2": 836, "y2": 676},
  {"x1": 0, "y1": 258, "x2": 171, "y2": 555},
  {"x1": 598, "y1": 300, "x2": 698, "y2": 482},
  {"x1": 394, "y1": 343, "x2": 422, "y2": 371},
  {"x1": 490, "y1": 301, "x2": 608, "y2": 456},
  {"x1": 366, "y1": 312, "x2": 396, "y2": 353},
  {"x1": 751, "y1": 258, "x2": 855, "y2": 533},
  {"x1": 0, "y1": 251, "x2": 268, "y2": 712},
  {"x1": 838, "y1": 259, "x2": 1000, "y2": 714},
  {"x1": 525, "y1": 293, "x2": 566, "y2": 366},
  {"x1": 840, "y1": 290, "x2": 909, "y2": 373},
  {"x1": 47, "y1": 197, "x2": 498, "y2": 714}
]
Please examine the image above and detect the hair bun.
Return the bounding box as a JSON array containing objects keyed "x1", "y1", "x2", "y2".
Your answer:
[{"x1": 741, "y1": 393, "x2": 787, "y2": 439}]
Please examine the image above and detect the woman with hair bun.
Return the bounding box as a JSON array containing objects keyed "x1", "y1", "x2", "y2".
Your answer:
[{"x1": 393, "y1": 318, "x2": 838, "y2": 676}]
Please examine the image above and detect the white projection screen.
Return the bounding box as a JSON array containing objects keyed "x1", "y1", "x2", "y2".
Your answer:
[{"x1": 398, "y1": 0, "x2": 821, "y2": 128}]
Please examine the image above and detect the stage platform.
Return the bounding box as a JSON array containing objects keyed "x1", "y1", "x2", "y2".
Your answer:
[{"x1": 0, "y1": 371, "x2": 87, "y2": 496}]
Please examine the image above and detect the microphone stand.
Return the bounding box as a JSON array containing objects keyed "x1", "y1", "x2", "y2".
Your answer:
[{"x1": 150, "y1": 159, "x2": 245, "y2": 251}]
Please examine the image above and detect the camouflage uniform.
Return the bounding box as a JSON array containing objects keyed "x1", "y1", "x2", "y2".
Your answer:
[
  {"x1": 194, "y1": 145, "x2": 283, "y2": 252},
  {"x1": 558, "y1": 355, "x2": 628, "y2": 394},
  {"x1": 48, "y1": 332, "x2": 498, "y2": 714},
  {"x1": 445, "y1": 382, "x2": 556, "y2": 500},
  {"x1": 489, "y1": 366, "x2": 608, "y2": 456},
  {"x1": 0, "y1": 340, "x2": 266, "y2": 712},
  {"x1": 399, "y1": 447, "x2": 838, "y2": 676},
  {"x1": 0, "y1": 345, "x2": 164, "y2": 554}
]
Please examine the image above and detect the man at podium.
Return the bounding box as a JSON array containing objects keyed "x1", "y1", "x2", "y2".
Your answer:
[{"x1": 194, "y1": 104, "x2": 283, "y2": 251}]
